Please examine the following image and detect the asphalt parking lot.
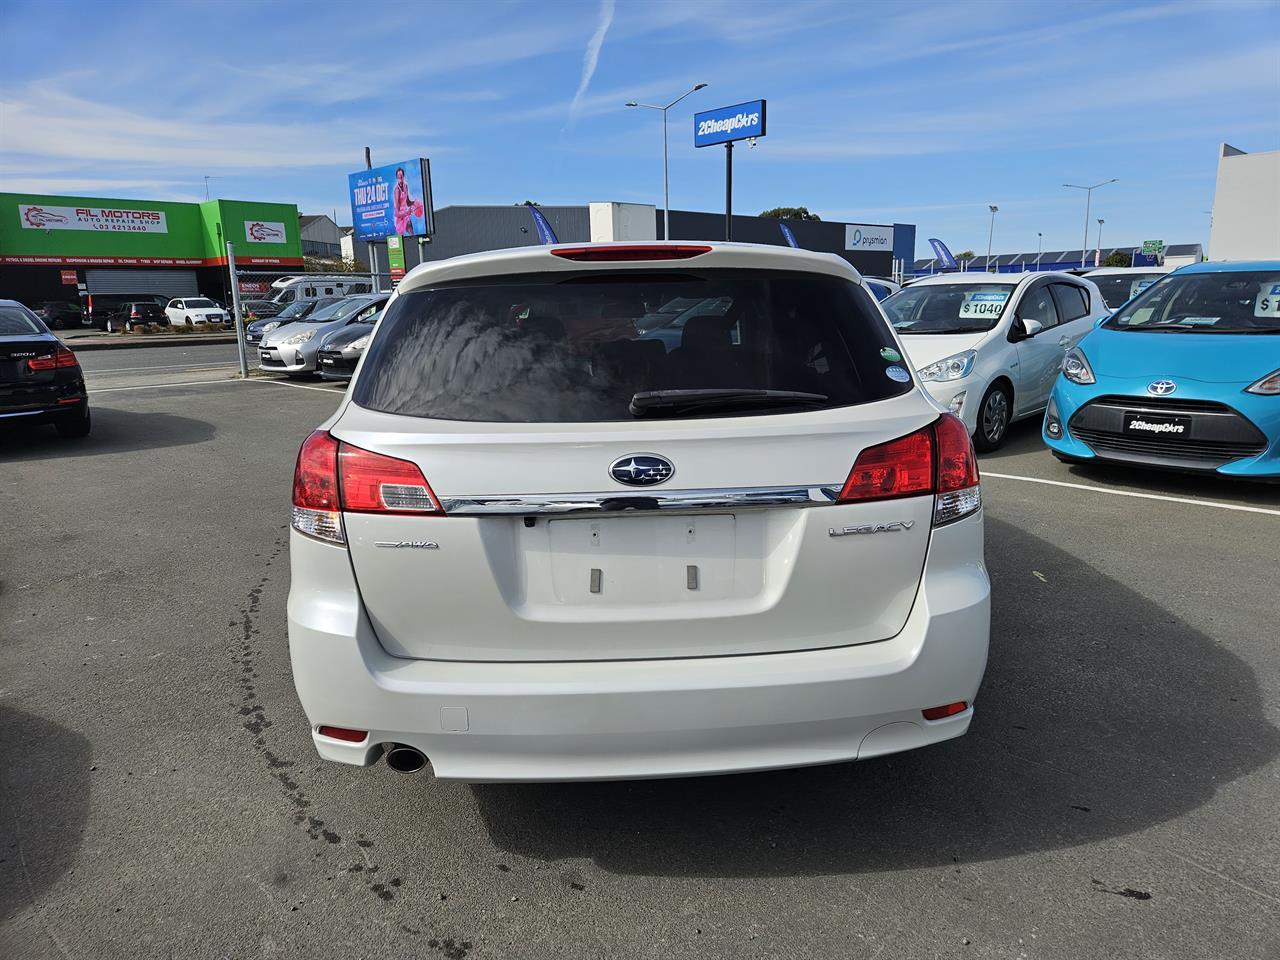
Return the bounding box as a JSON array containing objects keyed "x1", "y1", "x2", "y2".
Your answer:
[{"x1": 2, "y1": 346, "x2": 1277, "y2": 960}]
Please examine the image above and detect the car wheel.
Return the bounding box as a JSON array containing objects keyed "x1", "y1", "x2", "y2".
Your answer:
[
  {"x1": 55, "y1": 406, "x2": 91, "y2": 438},
  {"x1": 973, "y1": 382, "x2": 1012, "y2": 452},
  {"x1": 105, "y1": 317, "x2": 115, "y2": 333}
]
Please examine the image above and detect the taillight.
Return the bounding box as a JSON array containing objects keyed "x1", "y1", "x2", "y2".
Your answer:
[
  {"x1": 130, "y1": 310, "x2": 141, "y2": 318},
  {"x1": 338, "y1": 443, "x2": 441, "y2": 514},
  {"x1": 922, "y1": 701, "x2": 968, "y2": 721},
  {"x1": 291, "y1": 431, "x2": 442, "y2": 544},
  {"x1": 550, "y1": 244, "x2": 712, "y2": 262},
  {"x1": 27, "y1": 347, "x2": 79, "y2": 372},
  {"x1": 838, "y1": 414, "x2": 981, "y2": 525}
]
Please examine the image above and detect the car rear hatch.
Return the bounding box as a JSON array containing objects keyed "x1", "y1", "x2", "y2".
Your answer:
[{"x1": 309, "y1": 253, "x2": 970, "y2": 663}]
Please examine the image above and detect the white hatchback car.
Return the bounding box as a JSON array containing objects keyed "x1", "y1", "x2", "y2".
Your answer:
[
  {"x1": 883, "y1": 272, "x2": 1107, "y2": 450},
  {"x1": 288, "y1": 242, "x2": 990, "y2": 782}
]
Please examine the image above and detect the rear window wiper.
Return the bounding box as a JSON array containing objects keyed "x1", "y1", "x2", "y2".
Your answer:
[{"x1": 630, "y1": 388, "x2": 829, "y2": 418}]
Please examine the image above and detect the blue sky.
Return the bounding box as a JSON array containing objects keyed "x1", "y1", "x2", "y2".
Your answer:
[{"x1": 1, "y1": 0, "x2": 1277, "y2": 259}]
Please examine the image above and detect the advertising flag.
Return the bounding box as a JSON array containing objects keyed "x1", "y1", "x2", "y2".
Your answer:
[
  {"x1": 778, "y1": 222, "x2": 800, "y2": 248},
  {"x1": 526, "y1": 204, "x2": 559, "y2": 245},
  {"x1": 928, "y1": 238, "x2": 959, "y2": 270}
]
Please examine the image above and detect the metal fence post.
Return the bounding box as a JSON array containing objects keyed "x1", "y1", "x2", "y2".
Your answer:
[{"x1": 226, "y1": 241, "x2": 249, "y2": 380}]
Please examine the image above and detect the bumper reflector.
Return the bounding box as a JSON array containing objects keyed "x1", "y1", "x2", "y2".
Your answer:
[
  {"x1": 317, "y1": 725, "x2": 368, "y2": 743},
  {"x1": 922, "y1": 702, "x2": 968, "y2": 721}
]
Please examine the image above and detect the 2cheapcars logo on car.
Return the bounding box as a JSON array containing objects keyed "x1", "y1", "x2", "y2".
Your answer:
[
  {"x1": 696, "y1": 109, "x2": 761, "y2": 138},
  {"x1": 18, "y1": 204, "x2": 168, "y2": 234},
  {"x1": 1127, "y1": 418, "x2": 1186, "y2": 434}
]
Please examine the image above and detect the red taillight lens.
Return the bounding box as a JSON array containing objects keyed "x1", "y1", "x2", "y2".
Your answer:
[
  {"x1": 839, "y1": 426, "x2": 935, "y2": 502},
  {"x1": 27, "y1": 347, "x2": 78, "y2": 372},
  {"x1": 317, "y1": 725, "x2": 368, "y2": 743},
  {"x1": 922, "y1": 702, "x2": 968, "y2": 721},
  {"x1": 338, "y1": 442, "x2": 441, "y2": 514},
  {"x1": 934, "y1": 413, "x2": 979, "y2": 492},
  {"x1": 550, "y1": 244, "x2": 713, "y2": 262},
  {"x1": 130, "y1": 310, "x2": 141, "y2": 318},
  {"x1": 292, "y1": 430, "x2": 340, "y2": 509}
]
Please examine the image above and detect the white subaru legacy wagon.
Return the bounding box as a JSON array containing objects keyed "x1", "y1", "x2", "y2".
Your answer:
[{"x1": 287, "y1": 242, "x2": 990, "y2": 782}]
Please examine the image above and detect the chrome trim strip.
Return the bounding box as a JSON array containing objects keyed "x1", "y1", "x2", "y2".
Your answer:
[{"x1": 440, "y1": 484, "x2": 843, "y2": 516}]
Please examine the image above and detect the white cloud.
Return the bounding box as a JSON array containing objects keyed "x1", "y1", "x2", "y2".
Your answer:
[{"x1": 568, "y1": 0, "x2": 615, "y2": 123}]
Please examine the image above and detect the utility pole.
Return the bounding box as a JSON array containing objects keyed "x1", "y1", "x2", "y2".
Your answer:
[
  {"x1": 986, "y1": 205, "x2": 998, "y2": 271},
  {"x1": 1064, "y1": 179, "x2": 1118, "y2": 269}
]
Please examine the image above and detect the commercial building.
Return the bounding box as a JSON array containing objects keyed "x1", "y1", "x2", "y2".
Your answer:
[
  {"x1": 1209, "y1": 143, "x2": 1280, "y2": 261},
  {"x1": 911, "y1": 243, "x2": 1203, "y2": 275},
  {"x1": 0, "y1": 192, "x2": 303, "y2": 308},
  {"x1": 299, "y1": 214, "x2": 342, "y2": 258},
  {"x1": 346, "y1": 202, "x2": 916, "y2": 281}
]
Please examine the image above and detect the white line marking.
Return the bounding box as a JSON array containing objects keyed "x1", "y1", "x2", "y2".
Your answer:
[
  {"x1": 84, "y1": 360, "x2": 236, "y2": 373},
  {"x1": 983, "y1": 471, "x2": 1280, "y2": 517},
  {"x1": 251, "y1": 378, "x2": 345, "y2": 394},
  {"x1": 88, "y1": 376, "x2": 343, "y2": 396}
]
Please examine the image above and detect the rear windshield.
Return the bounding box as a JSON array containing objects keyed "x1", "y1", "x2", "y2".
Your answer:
[
  {"x1": 0, "y1": 305, "x2": 43, "y2": 335},
  {"x1": 1089, "y1": 272, "x2": 1166, "y2": 309},
  {"x1": 353, "y1": 269, "x2": 913, "y2": 422}
]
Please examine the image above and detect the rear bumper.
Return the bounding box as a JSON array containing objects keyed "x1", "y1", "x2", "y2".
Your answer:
[{"x1": 287, "y1": 511, "x2": 990, "y2": 782}]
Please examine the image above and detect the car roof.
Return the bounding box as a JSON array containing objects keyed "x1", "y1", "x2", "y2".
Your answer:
[
  {"x1": 905, "y1": 271, "x2": 1054, "y2": 287},
  {"x1": 1172, "y1": 260, "x2": 1280, "y2": 275},
  {"x1": 1085, "y1": 266, "x2": 1175, "y2": 276},
  {"x1": 396, "y1": 242, "x2": 861, "y2": 293}
]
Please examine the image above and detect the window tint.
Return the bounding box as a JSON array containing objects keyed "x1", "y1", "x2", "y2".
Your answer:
[
  {"x1": 0, "y1": 305, "x2": 43, "y2": 335},
  {"x1": 1017, "y1": 285, "x2": 1058, "y2": 328},
  {"x1": 355, "y1": 269, "x2": 912, "y2": 422},
  {"x1": 1049, "y1": 283, "x2": 1090, "y2": 322}
]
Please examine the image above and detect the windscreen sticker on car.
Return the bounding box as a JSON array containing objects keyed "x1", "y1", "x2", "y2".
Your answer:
[
  {"x1": 1178, "y1": 317, "x2": 1220, "y2": 326},
  {"x1": 1130, "y1": 279, "x2": 1158, "y2": 298},
  {"x1": 884, "y1": 365, "x2": 911, "y2": 382},
  {"x1": 879, "y1": 346, "x2": 902, "y2": 362},
  {"x1": 1254, "y1": 283, "x2": 1280, "y2": 318},
  {"x1": 958, "y1": 291, "x2": 1009, "y2": 319}
]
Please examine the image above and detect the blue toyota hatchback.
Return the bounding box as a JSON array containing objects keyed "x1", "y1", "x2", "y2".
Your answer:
[{"x1": 1043, "y1": 260, "x2": 1280, "y2": 480}]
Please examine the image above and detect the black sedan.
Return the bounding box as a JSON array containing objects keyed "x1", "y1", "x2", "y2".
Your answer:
[{"x1": 0, "y1": 300, "x2": 90, "y2": 437}]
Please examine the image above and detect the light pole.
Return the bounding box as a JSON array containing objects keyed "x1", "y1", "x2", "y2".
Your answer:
[
  {"x1": 986, "y1": 205, "x2": 998, "y2": 272},
  {"x1": 203, "y1": 175, "x2": 219, "y2": 201},
  {"x1": 1035, "y1": 231, "x2": 1043, "y2": 271},
  {"x1": 1064, "y1": 178, "x2": 1117, "y2": 269},
  {"x1": 626, "y1": 83, "x2": 708, "y2": 240},
  {"x1": 1096, "y1": 218, "x2": 1105, "y2": 265}
]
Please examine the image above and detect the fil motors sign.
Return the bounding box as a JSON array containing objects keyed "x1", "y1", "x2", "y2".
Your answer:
[
  {"x1": 19, "y1": 204, "x2": 168, "y2": 234},
  {"x1": 244, "y1": 220, "x2": 287, "y2": 243},
  {"x1": 845, "y1": 224, "x2": 894, "y2": 251}
]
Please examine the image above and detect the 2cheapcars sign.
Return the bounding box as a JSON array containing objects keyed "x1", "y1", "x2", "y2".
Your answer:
[
  {"x1": 845, "y1": 224, "x2": 895, "y2": 251},
  {"x1": 694, "y1": 100, "x2": 766, "y2": 148},
  {"x1": 19, "y1": 204, "x2": 168, "y2": 234}
]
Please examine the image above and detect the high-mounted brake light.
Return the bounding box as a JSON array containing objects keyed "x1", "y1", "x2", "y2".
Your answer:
[
  {"x1": 838, "y1": 413, "x2": 981, "y2": 525},
  {"x1": 291, "y1": 431, "x2": 443, "y2": 544},
  {"x1": 26, "y1": 346, "x2": 79, "y2": 372},
  {"x1": 550, "y1": 245, "x2": 713, "y2": 262}
]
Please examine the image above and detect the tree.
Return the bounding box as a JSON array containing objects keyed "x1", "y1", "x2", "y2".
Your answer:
[
  {"x1": 759, "y1": 206, "x2": 821, "y2": 221},
  {"x1": 1102, "y1": 250, "x2": 1132, "y2": 268},
  {"x1": 303, "y1": 254, "x2": 367, "y2": 274},
  {"x1": 955, "y1": 250, "x2": 976, "y2": 262}
]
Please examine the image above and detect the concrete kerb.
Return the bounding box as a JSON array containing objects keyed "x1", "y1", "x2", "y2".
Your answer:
[{"x1": 65, "y1": 334, "x2": 241, "y2": 352}]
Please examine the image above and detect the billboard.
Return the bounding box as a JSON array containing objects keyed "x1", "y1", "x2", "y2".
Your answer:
[
  {"x1": 19, "y1": 204, "x2": 168, "y2": 234},
  {"x1": 845, "y1": 224, "x2": 894, "y2": 251},
  {"x1": 694, "y1": 100, "x2": 766, "y2": 148},
  {"x1": 348, "y1": 159, "x2": 434, "y2": 241}
]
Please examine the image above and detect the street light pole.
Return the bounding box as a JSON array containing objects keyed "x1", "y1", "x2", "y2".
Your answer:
[
  {"x1": 626, "y1": 83, "x2": 707, "y2": 241},
  {"x1": 986, "y1": 205, "x2": 998, "y2": 272},
  {"x1": 1064, "y1": 179, "x2": 1117, "y2": 269},
  {"x1": 1096, "y1": 218, "x2": 1105, "y2": 264},
  {"x1": 1035, "y1": 232, "x2": 1043, "y2": 271}
]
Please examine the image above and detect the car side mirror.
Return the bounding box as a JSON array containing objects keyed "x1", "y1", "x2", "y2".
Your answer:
[{"x1": 1019, "y1": 317, "x2": 1045, "y2": 338}]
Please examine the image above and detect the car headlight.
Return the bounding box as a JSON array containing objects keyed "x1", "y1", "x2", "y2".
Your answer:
[
  {"x1": 348, "y1": 335, "x2": 370, "y2": 351},
  {"x1": 283, "y1": 329, "x2": 316, "y2": 344},
  {"x1": 1062, "y1": 347, "x2": 1095, "y2": 385},
  {"x1": 917, "y1": 350, "x2": 976, "y2": 382},
  {"x1": 262, "y1": 321, "x2": 280, "y2": 333},
  {"x1": 1245, "y1": 368, "x2": 1280, "y2": 395}
]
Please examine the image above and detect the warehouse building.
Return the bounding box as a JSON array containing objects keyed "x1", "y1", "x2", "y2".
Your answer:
[
  {"x1": 0, "y1": 192, "x2": 303, "y2": 309},
  {"x1": 911, "y1": 243, "x2": 1203, "y2": 275},
  {"x1": 346, "y1": 202, "x2": 916, "y2": 281},
  {"x1": 1209, "y1": 143, "x2": 1280, "y2": 261}
]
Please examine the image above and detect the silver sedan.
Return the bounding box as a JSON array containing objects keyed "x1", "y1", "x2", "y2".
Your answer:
[{"x1": 258, "y1": 294, "x2": 388, "y2": 376}]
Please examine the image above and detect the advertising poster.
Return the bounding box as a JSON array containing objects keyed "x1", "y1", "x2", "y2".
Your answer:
[
  {"x1": 348, "y1": 159, "x2": 434, "y2": 241},
  {"x1": 387, "y1": 234, "x2": 406, "y2": 283}
]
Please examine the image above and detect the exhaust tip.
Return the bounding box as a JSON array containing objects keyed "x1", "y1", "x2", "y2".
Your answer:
[{"x1": 384, "y1": 744, "x2": 427, "y2": 774}]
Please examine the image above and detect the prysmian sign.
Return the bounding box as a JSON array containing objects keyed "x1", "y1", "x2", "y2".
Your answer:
[
  {"x1": 845, "y1": 224, "x2": 894, "y2": 251},
  {"x1": 19, "y1": 204, "x2": 168, "y2": 234},
  {"x1": 694, "y1": 100, "x2": 766, "y2": 148}
]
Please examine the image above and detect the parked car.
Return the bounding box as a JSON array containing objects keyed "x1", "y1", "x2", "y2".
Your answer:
[
  {"x1": 0, "y1": 300, "x2": 89, "y2": 437},
  {"x1": 882, "y1": 271, "x2": 1107, "y2": 450},
  {"x1": 164, "y1": 297, "x2": 228, "y2": 326},
  {"x1": 316, "y1": 309, "x2": 383, "y2": 381},
  {"x1": 1084, "y1": 265, "x2": 1176, "y2": 310},
  {"x1": 863, "y1": 277, "x2": 902, "y2": 301},
  {"x1": 259, "y1": 294, "x2": 388, "y2": 376},
  {"x1": 241, "y1": 299, "x2": 282, "y2": 319},
  {"x1": 287, "y1": 242, "x2": 989, "y2": 781},
  {"x1": 102, "y1": 300, "x2": 169, "y2": 333},
  {"x1": 37, "y1": 300, "x2": 84, "y2": 330},
  {"x1": 1044, "y1": 260, "x2": 1280, "y2": 479},
  {"x1": 87, "y1": 293, "x2": 166, "y2": 328},
  {"x1": 245, "y1": 298, "x2": 341, "y2": 346}
]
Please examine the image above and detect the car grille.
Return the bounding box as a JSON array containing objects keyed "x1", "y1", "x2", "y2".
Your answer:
[{"x1": 1069, "y1": 395, "x2": 1267, "y2": 466}]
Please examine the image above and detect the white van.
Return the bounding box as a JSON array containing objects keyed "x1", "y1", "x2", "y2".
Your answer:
[{"x1": 269, "y1": 275, "x2": 372, "y2": 306}]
